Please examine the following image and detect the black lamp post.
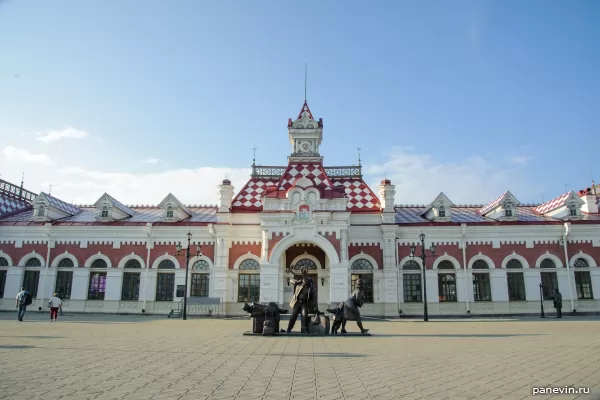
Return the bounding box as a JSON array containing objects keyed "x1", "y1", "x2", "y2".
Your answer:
[
  {"x1": 410, "y1": 233, "x2": 436, "y2": 322},
  {"x1": 539, "y1": 282, "x2": 545, "y2": 318},
  {"x1": 175, "y1": 231, "x2": 201, "y2": 320}
]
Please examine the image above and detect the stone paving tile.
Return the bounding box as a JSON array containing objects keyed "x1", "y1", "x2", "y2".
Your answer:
[{"x1": 1, "y1": 314, "x2": 600, "y2": 400}]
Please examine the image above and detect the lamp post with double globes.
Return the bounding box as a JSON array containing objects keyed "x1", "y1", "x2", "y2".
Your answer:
[
  {"x1": 175, "y1": 231, "x2": 201, "y2": 321},
  {"x1": 410, "y1": 233, "x2": 436, "y2": 322}
]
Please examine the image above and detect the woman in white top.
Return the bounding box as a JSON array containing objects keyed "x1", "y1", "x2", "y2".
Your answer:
[{"x1": 48, "y1": 293, "x2": 63, "y2": 322}]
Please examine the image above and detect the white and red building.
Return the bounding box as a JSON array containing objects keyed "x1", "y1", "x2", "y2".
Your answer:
[{"x1": 1, "y1": 102, "x2": 599, "y2": 316}]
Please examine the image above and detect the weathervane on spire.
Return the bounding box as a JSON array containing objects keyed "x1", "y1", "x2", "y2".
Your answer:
[
  {"x1": 253, "y1": 147, "x2": 257, "y2": 166},
  {"x1": 357, "y1": 147, "x2": 362, "y2": 166}
]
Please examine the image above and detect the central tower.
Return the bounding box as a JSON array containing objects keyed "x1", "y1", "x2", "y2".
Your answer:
[{"x1": 287, "y1": 101, "x2": 323, "y2": 162}]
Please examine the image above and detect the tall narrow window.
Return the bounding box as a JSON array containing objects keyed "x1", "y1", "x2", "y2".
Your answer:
[
  {"x1": 504, "y1": 205, "x2": 513, "y2": 217},
  {"x1": 166, "y1": 207, "x2": 174, "y2": 218},
  {"x1": 0, "y1": 270, "x2": 7, "y2": 298},
  {"x1": 23, "y1": 271, "x2": 40, "y2": 298},
  {"x1": 0, "y1": 257, "x2": 8, "y2": 267},
  {"x1": 569, "y1": 204, "x2": 578, "y2": 216},
  {"x1": 540, "y1": 258, "x2": 558, "y2": 300},
  {"x1": 573, "y1": 258, "x2": 593, "y2": 300},
  {"x1": 472, "y1": 260, "x2": 491, "y2": 301},
  {"x1": 191, "y1": 259, "x2": 210, "y2": 297},
  {"x1": 437, "y1": 261, "x2": 456, "y2": 302},
  {"x1": 88, "y1": 272, "x2": 107, "y2": 300},
  {"x1": 506, "y1": 259, "x2": 526, "y2": 300},
  {"x1": 403, "y1": 260, "x2": 421, "y2": 302},
  {"x1": 238, "y1": 258, "x2": 260, "y2": 302},
  {"x1": 38, "y1": 206, "x2": 45, "y2": 217},
  {"x1": 55, "y1": 271, "x2": 73, "y2": 299},
  {"x1": 350, "y1": 259, "x2": 374, "y2": 303},
  {"x1": 122, "y1": 273, "x2": 140, "y2": 300},
  {"x1": 156, "y1": 259, "x2": 175, "y2": 301},
  {"x1": 101, "y1": 206, "x2": 109, "y2": 218}
]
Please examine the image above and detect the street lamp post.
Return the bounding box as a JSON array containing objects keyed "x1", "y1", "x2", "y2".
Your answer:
[
  {"x1": 410, "y1": 233, "x2": 436, "y2": 322},
  {"x1": 539, "y1": 283, "x2": 545, "y2": 318},
  {"x1": 175, "y1": 231, "x2": 201, "y2": 321}
]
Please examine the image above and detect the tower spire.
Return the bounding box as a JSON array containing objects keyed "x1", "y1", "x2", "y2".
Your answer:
[
  {"x1": 304, "y1": 62, "x2": 307, "y2": 102},
  {"x1": 19, "y1": 171, "x2": 24, "y2": 199}
]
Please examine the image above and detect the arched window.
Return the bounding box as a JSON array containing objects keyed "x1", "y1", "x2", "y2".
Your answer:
[
  {"x1": 156, "y1": 259, "x2": 175, "y2": 301},
  {"x1": 350, "y1": 259, "x2": 374, "y2": 303},
  {"x1": 403, "y1": 260, "x2": 421, "y2": 302},
  {"x1": 504, "y1": 204, "x2": 513, "y2": 217},
  {"x1": 191, "y1": 259, "x2": 211, "y2": 298},
  {"x1": 540, "y1": 258, "x2": 557, "y2": 300},
  {"x1": 0, "y1": 257, "x2": 8, "y2": 267},
  {"x1": 101, "y1": 206, "x2": 109, "y2": 218},
  {"x1": 238, "y1": 258, "x2": 260, "y2": 302},
  {"x1": 438, "y1": 206, "x2": 446, "y2": 218},
  {"x1": 192, "y1": 260, "x2": 210, "y2": 270},
  {"x1": 124, "y1": 259, "x2": 142, "y2": 269},
  {"x1": 437, "y1": 260, "x2": 456, "y2": 302},
  {"x1": 351, "y1": 259, "x2": 374, "y2": 270},
  {"x1": 573, "y1": 258, "x2": 593, "y2": 299},
  {"x1": 58, "y1": 258, "x2": 74, "y2": 269},
  {"x1": 239, "y1": 259, "x2": 260, "y2": 270},
  {"x1": 574, "y1": 258, "x2": 589, "y2": 268},
  {"x1": 91, "y1": 259, "x2": 107, "y2": 269},
  {"x1": 472, "y1": 260, "x2": 489, "y2": 269},
  {"x1": 158, "y1": 260, "x2": 175, "y2": 269},
  {"x1": 25, "y1": 258, "x2": 41, "y2": 267},
  {"x1": 166, "y1": 206, "x2": 174, "y2": 218},
  {"x1": 55, "y1": 259, "x2": 74, "y2": 299},
  {"x1": 506, "y1": 258, "x2": 525, "y2": 300},
  {"x1": 291, "y1": 258, "x2": 317, "y2": 271},
  {"x1": 471, "y1": 259, "x2": 491, "y2": 301},
  {"x1": 402, "y1": 260, "x2": 420, "y2": 270},
  {"x1": 122, "y1": 259, "x2": 141, "y2": 301}
]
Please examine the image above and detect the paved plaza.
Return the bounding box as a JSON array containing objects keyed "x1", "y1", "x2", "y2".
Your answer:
[{"x1": 0, "y1": 313, "x2": 599, "y2": 400}]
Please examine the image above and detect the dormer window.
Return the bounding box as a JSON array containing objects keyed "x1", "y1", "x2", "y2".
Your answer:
[
  {"x1": 504, "y1": 205, "x2": 513, "y2": 217},
  {"x1": 166, "y1": 207, "x2": 174, "y2": 218},
  {"x1": 38, "y1": 206, "x2": 46, "y2": 217},
  {"x1": 569, "y1": 204, "x2": 578, "y2": 216},
  {"x1": 438, "y1": 206, "x2": 446, "y2": 218},
  {"x1": 101, "y1": 207, "x2": 109, "y2": 218}
]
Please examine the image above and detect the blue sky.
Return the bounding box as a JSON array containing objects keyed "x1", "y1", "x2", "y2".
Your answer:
[{"x1": 0, "y1": 1, "x2": 598, "y2": 206}]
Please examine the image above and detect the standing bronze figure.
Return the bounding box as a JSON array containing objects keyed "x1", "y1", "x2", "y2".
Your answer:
[
  {"x1": 328, "y1": 277, "x2": 369, "y2": 335},
  {"x1": 553, "y1": 288, "x2": 563, "y2": 318},
  {"x1": 286, "y1": 266, "x2": 316, "y2": 333}
]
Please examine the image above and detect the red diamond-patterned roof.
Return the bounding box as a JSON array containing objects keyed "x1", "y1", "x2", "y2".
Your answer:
[
  {"x1": 297, "y1": 101, "x2": 314, "y2": 120},
  {"x1": 232, "y1": 162, "x2": 380, "y2": 213},
  {"x1": 534, "y1": 192, "x2": 571, "y2": 214}
]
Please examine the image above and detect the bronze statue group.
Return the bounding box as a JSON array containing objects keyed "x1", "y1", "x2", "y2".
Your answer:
[{"x1": 243, "y1": 266, "x2": 369, "y2": 335}]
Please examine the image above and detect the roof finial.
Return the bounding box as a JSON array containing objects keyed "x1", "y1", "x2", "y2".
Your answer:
[
  {"x1": 304, "y1": 62, "x2": 307, "y2": 102},
  {"x1": 252, "y1": 147, "x2": 257, "y2": 166},
  {"x1": 49, "y1": 184, "x2": 52, "y2": 196},
  {"x1": 592, "y1": 172, "x2": 596, "y2": 195},
  {"x1": 357, "y1": 146, "x2": 362, "y2": 166},
  {"x1": 19, "y1": 170, "x2": 24, "y2": 199}
]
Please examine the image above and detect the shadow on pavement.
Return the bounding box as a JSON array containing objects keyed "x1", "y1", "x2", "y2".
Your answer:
[
  {"x1": 370, "y1": 333, "x2": 545, "y2": 338},
  {"x1": 0, "y1": 335, "x2": 65, "y2": 339},
  {"x1": 0, "y1": 345, "x2": 36, "y2": 349}
]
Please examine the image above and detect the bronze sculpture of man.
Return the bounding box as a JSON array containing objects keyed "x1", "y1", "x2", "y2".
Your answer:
[
  {"x1": 328, "y1": 277, "x2": 369, "y2": 334},
  {"x1": 286, "y1": 266, "x2": 316, "y2": 333}
]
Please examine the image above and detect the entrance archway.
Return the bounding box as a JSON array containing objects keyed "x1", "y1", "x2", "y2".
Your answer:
[{"x1": 269, "y1": 233, "x2": 340, "y2": 266}]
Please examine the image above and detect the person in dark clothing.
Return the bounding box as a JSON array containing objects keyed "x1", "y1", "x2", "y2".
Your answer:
[
  {"x1": 15, "y1": 287, "x2": 29, "y2": 321},
  {"x1": 553, "y1": 288, "x2": 562, "y2": 318}
]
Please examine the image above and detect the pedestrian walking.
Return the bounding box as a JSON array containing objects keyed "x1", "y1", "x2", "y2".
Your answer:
[
  {"x1": 48, "y1": 293, "x2": 63, "y2": 322},
  {"x1": 15, "y1": 287, "x2": 32, "y2": 321}
]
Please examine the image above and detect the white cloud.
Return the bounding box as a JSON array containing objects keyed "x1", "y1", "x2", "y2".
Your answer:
[
  {"x1": 142, "y1": 158, "x2": 159, "y2": 164},
  {"x1": 506, "y1": 156, "x2": 532, "y2": 165},
  {"x1": 2, "y1": 146, "x2": 54, "y2": 166},
  {"x1": 364, "y1": 147, "x2": 542, "y2": 205},
  {"x1": 0, "y1": 162, "x2": 251, "y2": 205},
  {"x1": 36, "y1": 127, "x2": 89, "y2": 143}
]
